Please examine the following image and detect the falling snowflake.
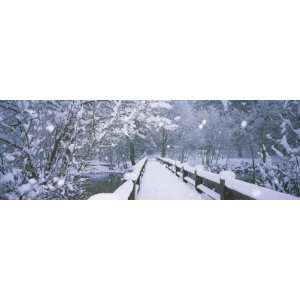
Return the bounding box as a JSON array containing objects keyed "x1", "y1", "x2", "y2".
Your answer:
[
  {"x1": 241, "y1": 120, "x2": 247, "y2": 128},
  {"x1": 46, "y1": 124, "x2": 55, "y2": 133},
  {"x1": 57, "y1": 179, "x2": 65, "y2": 188}
]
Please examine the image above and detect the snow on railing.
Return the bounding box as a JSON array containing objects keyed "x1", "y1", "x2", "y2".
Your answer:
[
  {"x1": 88, "y1": 157, "x2": 148, "y2": 200},
  {"x1": 157, "y1": 157, "x2": 299, "y2": 200}
]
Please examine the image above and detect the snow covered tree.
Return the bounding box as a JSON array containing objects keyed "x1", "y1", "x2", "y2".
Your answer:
[
  {"x1": 115, "y1": 101, "x2": 176, "y2": 165},
  {"x1": 263, "y1": 100, "x2": 300, "y2": 195}
]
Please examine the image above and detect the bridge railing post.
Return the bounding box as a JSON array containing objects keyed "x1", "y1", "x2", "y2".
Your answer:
[
  {"x1": 219, "y1": 171, "x2": 236, "y2": 200},
  {"x1": 194, "y1": 170, "x2": 202, "y2": 191},
  {"x1": 220, "y1": 178, "x2": 226, "y2": 200},
  {"x1": 182, "y1": 166, "x2": 187, "y2": 182},
  {"x1": 129, "y1": 180, "x2": 136, "y2": 200}
]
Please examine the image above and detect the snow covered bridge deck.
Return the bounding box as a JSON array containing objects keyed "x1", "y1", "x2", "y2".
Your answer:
[
  {"x1": 89, "y1": 157, "x2": 299, "y2": 200},
  {"x1": 136, "y1": 160, "x2": 203, "y2": 200}
]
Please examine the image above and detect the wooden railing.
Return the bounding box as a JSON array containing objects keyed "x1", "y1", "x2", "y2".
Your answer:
[
  {"x1": 157, "y1": 157, "x2": 298, "y2": 200},
  {"x1": 123, "y1": 157, "x2": 148, "y2": 200},
  {"x1": 88, "y1": 157, "x2": 148, "y2": 200}
]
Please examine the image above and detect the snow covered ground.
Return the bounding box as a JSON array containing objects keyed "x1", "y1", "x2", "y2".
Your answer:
[
  {"x1": 136, "y1": 160, "x2": 203, "y2": 200},
  {"x1": 80, "y1": 159, "x2": 129, "y2": 175}
]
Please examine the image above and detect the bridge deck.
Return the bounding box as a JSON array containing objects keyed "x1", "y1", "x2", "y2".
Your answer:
[{"x1": 137, "y1": 160, "x2": 203, "y2": 200}]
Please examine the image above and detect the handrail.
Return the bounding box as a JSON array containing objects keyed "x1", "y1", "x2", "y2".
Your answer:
[
  {"x1": 157, "y1": 157, "x2": 299, "y2": 200},
  {"x1": 88, "y1": 157, "x2": 148, "y2": 200}
]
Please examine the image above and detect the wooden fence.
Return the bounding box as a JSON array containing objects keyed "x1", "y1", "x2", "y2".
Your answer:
[
  {"x1": 157, "y1": 157, "x2": 298, "y2": 200},
  {"x1": 125, "y1": 157, "x2": 148, "y2": 200}
]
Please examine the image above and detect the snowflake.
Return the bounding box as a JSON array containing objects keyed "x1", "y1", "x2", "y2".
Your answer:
[
  {"x1": 241, "y1": 120, "x2": 247, "y2": 128},
  {"x1": 57, "y1": 179, "x2": 65, "y2": 188},
  {"x1": 46, "y1": 124, "x2": 55, "y2": 133}
]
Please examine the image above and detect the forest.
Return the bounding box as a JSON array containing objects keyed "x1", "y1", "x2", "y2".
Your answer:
[{"x1": 0, "y1": 100, "x2": 299, "y2": 199}]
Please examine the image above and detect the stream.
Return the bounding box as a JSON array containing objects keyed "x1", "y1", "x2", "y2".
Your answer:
[{"x1": 74, "y1": 172, "x2": 124, "y2": 199}]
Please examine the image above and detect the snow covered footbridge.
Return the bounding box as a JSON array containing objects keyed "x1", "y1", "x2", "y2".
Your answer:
[{"x1": 89, "y1": 157, "x2": 298, "y2": 200}]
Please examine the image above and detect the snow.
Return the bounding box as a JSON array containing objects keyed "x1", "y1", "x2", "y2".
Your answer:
[
  {"x1": 222, "y1": 100, "x2": 229, "y2": 111},
  {"x1": 57, "y1": 178, "x2": 65, "y2": 188},
  {"x1": 18, "y1": 183, "x2": 32, "y2": 195},
  {"x1": 17, "y1": 179, "x2": 38, "y2": 196},
  {"x1": 181, "y1": 163, "x2": 194, "y2": 173},
  {"x1": 124, "y1": 157, "x2": 147, "y2": 181},
  {"x1": 0, "y1": 173, "x2": 14, "y2": 183},
  {"x1": 280, "y1": 135, "x2": 292, "y2": 153},
  {"x1": 81, "y1": 160, "x2": 121, "y2": 174},
  {"x1": 220, "y1": 171, "x2": 236, "y2": 180},
  {"x1": 114, "y1": 181, "x2": 134, "y2": 199},
  {"x1": 293, "y1": 127, "x2": 300, "y2": 136},
  {"x1": 28, "y1": 179, "x2": 37, "y2": 185},
  {"x1": 150, "y1": 101, "x2": 172, "y2": 110},
  {"x1": 241, "y1": 120, "x2": 247, "y2": 128},
  {"x1": 89, "y1": 181, "x2": 133, "y2": 200},
  {"x1": 195, "y1": 167, "x2": 220, "y2": 184},
  {"x1": 46, "y1": 124, "x2": 55, "y2": 133},
  {"x1": 68, "y1": 144, "x2": 75, "y2": 152},
  {"x1": 89, "y1": 193, "x2": 122, "y2": 200},
  {"x1": 137, "y1": 160, "x2": 203, "y2": 200},
  {"x1": 225, "y1": 178, "x2": 299, "y2": 200},
  {"x1": 158, "y1": 157, "x2": 299, "y2": 200},
  {"x1": 197, "y1": 184, "x2": 220, "y2": 200},
  {"x1": 199, "y1": 119, "x2": 207, "y2": 130},
  {"x1": 89, "y1": 157, "x2": 147, "y2": 200},
  {"x1": 5, "y1": 154, "x2": 15, "y2": 161}
]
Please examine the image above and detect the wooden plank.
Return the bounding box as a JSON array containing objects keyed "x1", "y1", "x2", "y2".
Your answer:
[
  {"x1": 185, "y1": 177, "x2": 195, "y2": 185},
  {"x1": 197, "y1": 184, "x2": 220, "y2": 200}
]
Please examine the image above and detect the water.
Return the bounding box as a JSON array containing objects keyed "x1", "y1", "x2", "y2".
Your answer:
[{"x1": 75, "y1": 172, "x2": 124, "y2": 199}]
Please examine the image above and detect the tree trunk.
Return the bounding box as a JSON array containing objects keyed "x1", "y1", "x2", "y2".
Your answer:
[
  {"x1": 237, "y1": 144, "x2": 243, "y2": 158},
  {"x1": 116, "y1": 153, "x2": 120, "y2": 169},
  {"x1": 161, "y1": 128, "x2": 168, "y2": 157},
  {"x1": 180, "y1": 149, "x2": 186, "y2": 163},
  {"x1": 108, "y1": 149, "x2": 114, "y2": 170},
  {"x1": 249, "y1": 141, "x2": 256, "y2": 183},
  {"x1": 128, "y1": 139, "x2": 136, "y2": 166},
  {"x1": 260, "y1": 129, "x2": 267, "y2": 163},
  {"x1": 261, "y1": 145, "x2": 267, "y2": 163}
]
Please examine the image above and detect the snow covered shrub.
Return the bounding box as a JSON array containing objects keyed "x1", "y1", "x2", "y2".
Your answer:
[
  {"x1": 0, "y1": 101, "x2": 85, "y2": 199},
  {"x1": 257, "y1": 100, "x2": 300, "y2": 197},
  {"x1": 0, "y1": 100, "x2": 175, "y2": 199}
]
